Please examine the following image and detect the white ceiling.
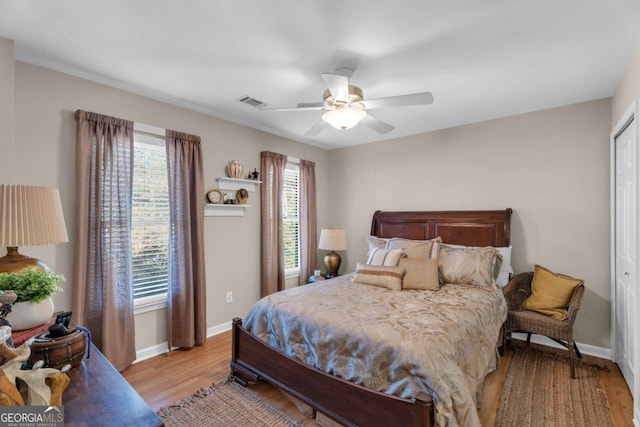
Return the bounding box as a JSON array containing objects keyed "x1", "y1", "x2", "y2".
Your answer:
[{"x1": 1, "y1": 0, "x2": 639, "y2": 150}]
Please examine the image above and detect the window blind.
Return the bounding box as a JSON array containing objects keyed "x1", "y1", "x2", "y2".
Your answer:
[
  {"x1": 283, "y1": 163, "x2": 300, "y2": 271},
  {"x1": 132, "y1": 139, "x2": 169, "y2": 299}
]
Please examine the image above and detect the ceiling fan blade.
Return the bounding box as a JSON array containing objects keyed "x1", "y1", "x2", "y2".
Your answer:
[
  {"x1": 305, "y1": 120, "x2": 329, "y2": 136},
  {"x1": 360, "y1": 113, "x2": 394, "y2": 134},
  {"x1": 362, "y1": 92, "x2": 434, "y2": 110},
  {"x1": 322, "y1": 73, "x2": 350, "y2": 103}
]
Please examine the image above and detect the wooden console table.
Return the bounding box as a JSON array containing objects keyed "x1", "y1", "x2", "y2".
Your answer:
[{"x1": 63, "y1": 342, "x2": 163, "y2": 426}]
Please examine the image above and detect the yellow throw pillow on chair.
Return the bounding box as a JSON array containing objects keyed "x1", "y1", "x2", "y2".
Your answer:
[{"x1": 520, "y1": 265, "x2": 583, "y2": 320}]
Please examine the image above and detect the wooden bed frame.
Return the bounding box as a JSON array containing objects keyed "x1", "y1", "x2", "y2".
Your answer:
[{"x1": 231, "y1": 209, "x2": 512, "y2": 427}]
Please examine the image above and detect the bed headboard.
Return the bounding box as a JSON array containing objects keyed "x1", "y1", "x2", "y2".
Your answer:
[{"x1": 370, "y1": 209, "x2": 512, "y2": 247}]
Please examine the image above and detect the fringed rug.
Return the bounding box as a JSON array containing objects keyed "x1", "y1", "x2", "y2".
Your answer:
[
  {"x1": 158, "y1": 380, "x2": 305, "y2": 427},
  {"x1": 495, "y1": 347, "x2": 613, "y2": 427}
]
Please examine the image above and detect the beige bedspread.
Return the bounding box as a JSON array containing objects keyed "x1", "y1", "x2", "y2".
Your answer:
[{"x1": 244, "y1": 274, "x2": 507, "y2": 427}]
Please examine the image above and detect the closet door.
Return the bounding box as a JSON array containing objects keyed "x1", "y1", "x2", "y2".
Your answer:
[{"x1": 612, "y1": 104, "x2": 637, "y2": 397}]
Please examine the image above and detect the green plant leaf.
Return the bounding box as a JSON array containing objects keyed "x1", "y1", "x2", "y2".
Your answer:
[{"x1": 0, "y1": 268, "x2": 64, "y2": 303}]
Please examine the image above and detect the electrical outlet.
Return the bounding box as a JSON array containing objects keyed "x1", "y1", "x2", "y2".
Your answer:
[{"x1": 226, "y1": 291, "x2": 233, "y2": 303}]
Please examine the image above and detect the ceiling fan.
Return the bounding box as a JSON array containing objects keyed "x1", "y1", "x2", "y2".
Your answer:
[{"x1": 264, "y1": 67, "x2": 434, "y2": 135}]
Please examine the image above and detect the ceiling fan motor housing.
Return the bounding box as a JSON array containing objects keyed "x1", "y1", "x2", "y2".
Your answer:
[{"x1": 323, "y1": 85, "x2": 364, "y2": 109}]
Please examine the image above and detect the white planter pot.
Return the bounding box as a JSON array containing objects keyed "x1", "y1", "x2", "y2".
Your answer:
[{"x1": 9, "y1": 298, "x2": 54, "y2": 331}]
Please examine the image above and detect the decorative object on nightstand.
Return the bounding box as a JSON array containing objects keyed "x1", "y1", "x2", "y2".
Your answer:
[
  {"x1": 226, "y1": 160, "x2": 244, "y2": 179},
  {"x1": 0, "y1": 185, "x2": 69, "y2": 274},
  {"x1": 318, "y1": 228, "x2": 347, "y2": 278}
]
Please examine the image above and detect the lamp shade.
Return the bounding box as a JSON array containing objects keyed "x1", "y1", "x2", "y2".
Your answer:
[
  {"x1": 0, "y1": 185, "x2": 69, "y2": 247},
  {"x1": 318, "y1": 228, "x2": 347, "y2": 251}
]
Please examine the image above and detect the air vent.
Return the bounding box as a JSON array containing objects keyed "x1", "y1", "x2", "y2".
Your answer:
[{"x1": 237, "y1": 95, "x2": 267, "y2": 109}]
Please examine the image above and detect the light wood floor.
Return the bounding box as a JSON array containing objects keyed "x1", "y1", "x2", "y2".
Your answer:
[{"x1": 122, "y1": 331, "x2": 634, "y2": 426}]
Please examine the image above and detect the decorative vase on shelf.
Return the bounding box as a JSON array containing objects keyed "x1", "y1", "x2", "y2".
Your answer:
[
  {"x1": 9, "y1": 297, "x2": 54, "y2": 331},
  {"x1": 226, "y1": 160, "x2": 243, "y2": 179}
]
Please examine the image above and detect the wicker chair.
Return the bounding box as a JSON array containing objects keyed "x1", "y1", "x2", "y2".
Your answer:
[{"x1": 502, "y1": 272, "x2": 585, "y2": 378}]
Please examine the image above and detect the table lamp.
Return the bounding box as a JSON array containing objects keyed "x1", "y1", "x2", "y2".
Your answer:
[
  {"x1": 318, "y1": 228, "x2": 347, "y2": 278},
  {"x1": 0, "y1": 185, "x2": 69, "y2": 273}
]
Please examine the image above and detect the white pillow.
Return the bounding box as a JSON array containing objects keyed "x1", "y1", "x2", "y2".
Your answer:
[{"x1": 495, "y1": 246, "x2": 514, "y2": 287}]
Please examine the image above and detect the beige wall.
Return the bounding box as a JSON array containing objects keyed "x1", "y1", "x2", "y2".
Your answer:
[
  {"x1": 0, "y1": 37, "x2": 15, "y2": 182},
  {"x1": 327, "y1": 99, "x2": 612, "y2": 349},
  {"x1": 10, "y1": 60, "x2": 328, "y2": 352}
]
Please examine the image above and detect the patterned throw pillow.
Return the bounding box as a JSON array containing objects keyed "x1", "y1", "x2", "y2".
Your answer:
[
  {"x1": 366, "y1": 248, "x2": 404, "y2": 266},
  {"x1": 521, "y1": 264, "x2": 583, "y2": 320},
  {"x1": 386, "y1": 237, "x2": 441, "y2": 259},
  {"x1": 353, "y1": 262, "x2": 405, "y2": 291},
  {"x1": 399, "y1": 258, "x2": 439, "y2": 291},
  {"x1": 439, "y1": 246, "x2": 498, "y2": 287}
]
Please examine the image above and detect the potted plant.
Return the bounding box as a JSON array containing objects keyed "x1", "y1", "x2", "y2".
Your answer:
[{"x1": 0, "y1": 268, "x2": 65, "y2": 331}]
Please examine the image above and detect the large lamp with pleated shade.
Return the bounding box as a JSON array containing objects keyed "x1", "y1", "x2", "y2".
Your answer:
[
  {"x1": 0, "y1": 185, "x2": 69, "y2": 273},
  {"x1": 318, "y1": 228, "x2": 347, "y2": 278}
]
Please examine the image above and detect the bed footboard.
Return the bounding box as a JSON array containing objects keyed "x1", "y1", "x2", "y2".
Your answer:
[{"x1": 230, "y1": 318, "x2": 434, "y2": 427}]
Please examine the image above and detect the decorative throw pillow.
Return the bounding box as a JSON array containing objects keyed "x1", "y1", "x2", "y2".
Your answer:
[
  {"x1": 367, "y1": 248, "x2": 404, "y2": 267},
  {"x1": 367, "y1": 236, "x2": 389, "y2": 257},
  {"x1": 386, "y1": 237, "x2": 441, "y2": 259},
  {"x1": 440, "y1": 244, "x2": 513, "y2": 286},
  {"x1": 353, "y1": 262, "x2": 404, "y2": 291},
  {"x1": 520, "y1": 265, "x2": 583, "y2": 320},
  {"x1": 439, "y1": 246, "x2": 498, "y2": 287},
  {"x1": 399, "y1": 258, "x2": 439, "y2": 291}
]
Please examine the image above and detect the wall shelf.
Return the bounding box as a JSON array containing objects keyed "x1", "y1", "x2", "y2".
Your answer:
[
  {"x1": 204, "y1": 203, "x2": 251, "y2": 217},
  {"x1": 205, "y1": 178, "x2": 260, "y2": 217},
  {"x1": 216, "y1": 177, "x2": 261, "y2": 192}
]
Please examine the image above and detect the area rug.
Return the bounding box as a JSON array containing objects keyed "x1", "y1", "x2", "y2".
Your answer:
[
  {"x1": 495, "y1": 347, "x2": 613, "y2": 426},
  {"x1": 157, "y1": 380, "x2": 305, "y2": 427}
]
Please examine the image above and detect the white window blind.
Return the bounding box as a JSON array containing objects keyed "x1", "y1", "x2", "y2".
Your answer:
[
  {"x1": 132, "y1": 135, "x2": 169, "y2": 301},
  {"x1": 283, "y1": 162, "x2": 300, "y2": 272}
]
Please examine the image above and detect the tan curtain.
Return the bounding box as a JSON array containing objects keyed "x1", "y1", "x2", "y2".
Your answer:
[
  {"x1": 166, "y1": 130, "x2": 206, "y2": 348},
  {"x1": 260, "y1": 151, "x2": 287, "y2": 296},
  {"x1": 299, "y1": 159, "x2": 317, "y2": 285},
  {"x1": 72, "y1": 110, "x2": 136, "y2": 372}
]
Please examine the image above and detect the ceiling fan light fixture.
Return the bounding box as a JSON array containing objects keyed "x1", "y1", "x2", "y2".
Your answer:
[{"x1": 322, "y1": 106, "x2": 366, "y2": 130}]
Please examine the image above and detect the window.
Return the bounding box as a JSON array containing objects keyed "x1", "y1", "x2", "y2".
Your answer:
[
  {"x1": 282, "y1": 162, "x2": 300, "y2": 274},
  {"x1": 131, "y1": 131, "x2": 170, "y2": 308}
]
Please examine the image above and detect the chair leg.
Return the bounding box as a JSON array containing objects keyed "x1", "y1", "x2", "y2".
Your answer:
[
  {"x1": 526, "y1": 333, "x2": 532, "y2": 345},
  {"x1": 573, "y1": 342, "x2": 582, "y2": 359},
  {"x1": 568, "y1": 339, "x2": 576, "y2": 379}
]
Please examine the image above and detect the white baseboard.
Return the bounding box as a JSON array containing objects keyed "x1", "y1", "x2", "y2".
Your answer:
[
  {"x1": 510, "y1": 333, "x2": 611, "y2": 360},
  {"x1": 133, "y1": 320, "x2": 232, "y2": 363}
]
